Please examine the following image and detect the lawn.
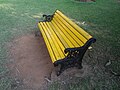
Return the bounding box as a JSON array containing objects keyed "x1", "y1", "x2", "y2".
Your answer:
[{"x1": 0, "y1": 0, "x2": 120, "y2": 90}]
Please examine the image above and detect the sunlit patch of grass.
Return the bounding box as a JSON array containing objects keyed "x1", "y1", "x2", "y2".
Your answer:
[
  {"x1": 0, "y1": 3, "x2": 14, "y2": 10},
  {"x1": 32, "y1": 13, "x2": 43, "y2": 19}
]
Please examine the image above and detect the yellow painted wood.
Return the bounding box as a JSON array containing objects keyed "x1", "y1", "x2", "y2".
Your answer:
[
  {"x1": 53, "y1": 15, "x2": 84, "y2": 46},
  {"x1": 45, "y1": 22, "x2": 65, "y2": 58},
  {"x1": 41, "y1": 22, "x2": 62, "y2": 60},
  {"x1": 49, "y1": 22, "x2": 69, "y2": 48},
  {"x1": 46, "y1": 22, "x2": 65, "y2": 54},
  {"x1": 55, "y1": 10, "x2": 92, "y2": 40},
  {"x1": 51, "y1": 20, "x2": 74, "y2": 48},
  {"x1": 54, "y1": 13, "x2": 87, "y2": 45},
  {"x1": 52, "y1": 17, "x2": 80, "y2": 47},
  {"x1": 38, "y1": 23, "x2": 56, "y2": 63},
  {"x1": 43, "y1": 23, "x2": 63, "y2": 59}
]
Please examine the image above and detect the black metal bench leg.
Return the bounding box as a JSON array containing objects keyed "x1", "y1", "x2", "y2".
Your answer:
[
  {"x1": 57, "y1": 61, "x2": 83, "y2": 76},
  {"x1": 57, "y1": 64, "x2": 65, "y2": 76},
  {"x1": 77, "y1": 60, "x2": 83, "y2": 69}
]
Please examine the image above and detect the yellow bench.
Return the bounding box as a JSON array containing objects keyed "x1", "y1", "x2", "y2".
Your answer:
[{"x1": 38, "y1": 10, "x2": 96, "y2": 75}]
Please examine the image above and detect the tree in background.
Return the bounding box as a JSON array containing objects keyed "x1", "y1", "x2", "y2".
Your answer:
[{"x1": 79, "y1": 0, "x2": 95, "y2": 2}]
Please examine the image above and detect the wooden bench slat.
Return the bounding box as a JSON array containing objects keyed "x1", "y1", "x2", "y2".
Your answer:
[
  {"x1": 38, "y1": 23, "x2": 56, "y2": 62},
  {"x1": 49, "y1": 22, "x2": 69, "y2": 48},
  {"x1": 54, "y1": 13, "x2": 87, "y2": 45},
  {"x1": 55, "y1": 10, "x2": 92, "y2": 40},
  {"x1": 53, "y1": 16, "x2": 82, "y2": 47},
  {"x1": 45, "y1": 22, "x2": 65, "y2": 57},
  {"x1": 51, "y1": 20, "x2": 75, "y2": 48},
  {"x1": 53, "y1": 15, "x2": 84, "y2": 46},
  {"x1": 40, "y1": 22, "x2": 62, "y2": 61},
  {"x1": 52, "y1": 18, "x2": 80, "y2": 47},
  {"x1": 43, "y1": 22, "x2": 65, "y2": 59}
]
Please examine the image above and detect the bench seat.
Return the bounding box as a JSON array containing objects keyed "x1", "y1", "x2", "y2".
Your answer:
[{"x1": 38, "y1": 10, "x2": 96, "y2": 75}]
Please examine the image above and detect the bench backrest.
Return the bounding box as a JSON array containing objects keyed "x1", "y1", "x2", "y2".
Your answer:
[{"x1": 52, "y1": 10, "x2": 92, "y2": 45}]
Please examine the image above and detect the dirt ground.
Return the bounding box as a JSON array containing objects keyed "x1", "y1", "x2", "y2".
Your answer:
[
  {"x1": 8, "y1": 32, "x2": 53, "y2": 89},
  {"x1": 8, "y1": 32, "x2": 90, "y2": 90}
]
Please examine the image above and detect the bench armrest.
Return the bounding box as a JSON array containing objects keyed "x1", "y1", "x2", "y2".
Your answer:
[
  {"x1": 64, "y1": 47, "x2": 81, "y2": 54},
  {"x1": 43, "y1": 14, "x2": 53, "y2": 22},
  {"x1": 64, "y1": 38, "x2": 96, "y2": 54}
]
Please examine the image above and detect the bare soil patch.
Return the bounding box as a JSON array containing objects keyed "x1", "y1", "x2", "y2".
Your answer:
[
  {"x1": 8, "y1": 32, "x2": 91, "y2": 90},
  {"x1": 8, "y1": 32, "x2": 54, "y2": 89}
]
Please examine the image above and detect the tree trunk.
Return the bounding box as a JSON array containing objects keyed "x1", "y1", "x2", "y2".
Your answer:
[{"x1": 80, "y1": 0, "x2": 95, "y2": 2}]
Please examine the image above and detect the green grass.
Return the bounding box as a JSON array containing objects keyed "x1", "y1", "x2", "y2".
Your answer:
[{"x1": 0, "y1": 0, "x2": 120, "y2": 90}]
